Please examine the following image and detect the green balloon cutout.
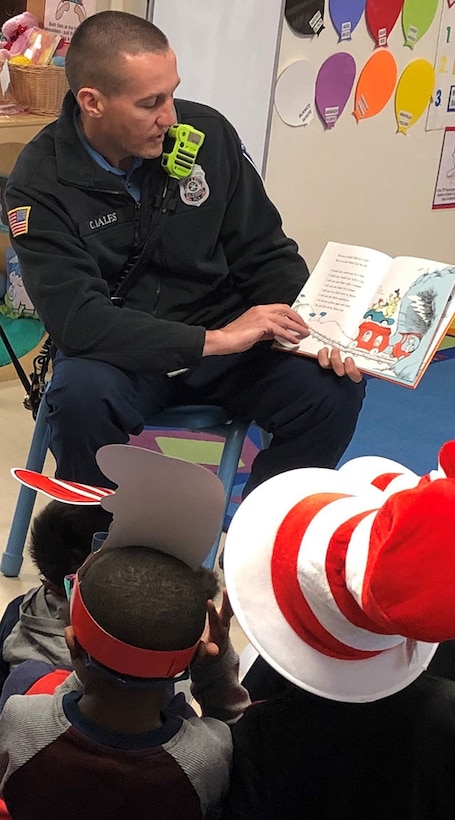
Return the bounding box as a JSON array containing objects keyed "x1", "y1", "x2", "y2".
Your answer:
[{"x1": 402, "y1": 0, "x2": 439, "y2": 49}]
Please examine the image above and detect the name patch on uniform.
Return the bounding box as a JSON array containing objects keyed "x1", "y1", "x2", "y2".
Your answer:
[
  {"x1": 179, "y1": 164, "x2": 210, "y2": 207},
  {"x1": 7, "y1": 206, "x2": 31, "y2": 237},
  {"x1": 78, "y1": 208, "x2": 132, "y2": 238},
  {"x1": 88, "y1": 212, "x2": 118, "y2": 231}
]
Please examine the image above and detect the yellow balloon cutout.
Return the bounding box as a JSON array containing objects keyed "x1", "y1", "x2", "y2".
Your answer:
[
  {"x1": 354, "y1": 51, "x2": 397, "y2": 122},
  {"x1": 395, "y1": 59, "x2": 435, "y2": 134}
]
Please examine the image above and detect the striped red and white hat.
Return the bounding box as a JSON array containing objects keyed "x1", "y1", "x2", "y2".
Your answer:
[{"x1": 224, "y1": 442, "x2": 455, "y2": 702}]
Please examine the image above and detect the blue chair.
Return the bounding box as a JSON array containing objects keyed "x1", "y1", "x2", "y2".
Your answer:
[{"x1": 1, "y1": 395, "x2": 262, "y2": 577}]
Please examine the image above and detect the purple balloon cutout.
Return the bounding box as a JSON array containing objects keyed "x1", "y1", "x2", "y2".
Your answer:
[
  {"x1": 315, "y1": 53, "x2": 356, "y2": 129},
  {"x1": 329, "y1": 0, "x2": 366, "y2": 40}
]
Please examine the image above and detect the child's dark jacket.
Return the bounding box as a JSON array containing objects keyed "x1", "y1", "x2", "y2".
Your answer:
[{"x1": 222, "y1": 672, "x2": 455, "y2": 820}]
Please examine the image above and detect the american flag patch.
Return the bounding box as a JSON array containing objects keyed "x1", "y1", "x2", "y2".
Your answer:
[{"x1": 7, "y1": 206, "x2": 31, "y2": 237}]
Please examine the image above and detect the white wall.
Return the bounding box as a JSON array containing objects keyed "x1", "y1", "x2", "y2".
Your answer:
[
  {"x1": 265, "y1": 9, "x2": 454, "y2": 270},
  {"x1": 107, "y1": 0, "x2": 146, "y2": 14},
  {"x1": 150, "y1": 0, "x2": 283, "y2": 173},
  {"x1": 116, "y1": 1, "x2": 452, "y2": 270}
]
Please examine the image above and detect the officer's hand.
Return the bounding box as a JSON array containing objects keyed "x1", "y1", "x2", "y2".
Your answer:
[
  {"x1": 203, "y1": 304, "x2": 309, "y2": 356},
  {"x1": 317, "y1": 347, "x2": 363, "y2": 383}
]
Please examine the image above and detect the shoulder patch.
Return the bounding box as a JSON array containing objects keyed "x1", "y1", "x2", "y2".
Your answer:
[
  {"x1": 240, "y1": 141, "x2": 259, "y2": 173},
  {"x1": 7, "y1": 206, "x2": 31, "y2": 237}
]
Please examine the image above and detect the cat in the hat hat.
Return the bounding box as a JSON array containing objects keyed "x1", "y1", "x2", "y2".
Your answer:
[{"x1": 222, "y1": 441, "x2": 455, "y2": 820}]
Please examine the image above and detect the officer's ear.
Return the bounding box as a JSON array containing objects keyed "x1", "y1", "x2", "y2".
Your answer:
[{"x1": 77, "y1": 87, "x2": 106, "y2": 119}]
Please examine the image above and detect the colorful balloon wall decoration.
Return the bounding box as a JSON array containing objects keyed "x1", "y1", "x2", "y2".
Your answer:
[
  {"x1": 285, "y1": 0, "x2": 325, "y2": 36},
  {"x1": 402, "y1": 0, "x2": 439, "y2": 48},
  {"x1": 275, "y1": 60, "x2": 317, "y2": 127},
  {"x1": 354, "y1": 50, "x2": 397, "y2": 121},
  {"x1": 395, "y1": 59, "x2": 435, "y2": 134},
  {"x1": 329, "y1": 0, "x2": 366, "y2": 41},
  {"x1": 315, "y1": 52, "x2": 356, "y2": 128},
  {"x1": 365, "y1": 0, "x2": 404, "y2": 47}
]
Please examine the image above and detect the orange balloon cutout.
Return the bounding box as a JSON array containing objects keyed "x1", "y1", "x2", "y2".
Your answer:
[{"x1": 353, "y1": 50, "x2": 397, "y2": 121}]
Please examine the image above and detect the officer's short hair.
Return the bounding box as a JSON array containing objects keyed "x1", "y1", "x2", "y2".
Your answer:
[{"x1": 65, "y1": 10, "x2": 169, "y2": 96}]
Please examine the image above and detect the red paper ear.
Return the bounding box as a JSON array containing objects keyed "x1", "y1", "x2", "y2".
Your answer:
[
  {"x1": 11, "y1": 468, "x2": 114, "y2": 505},
  {"x1": 439, "y1": 442, "x2": 455, "y2": 478}
]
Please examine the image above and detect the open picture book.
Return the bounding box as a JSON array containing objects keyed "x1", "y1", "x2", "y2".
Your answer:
[{"x1": 274, "y1": 241, "x2": 455, "y2": 389}]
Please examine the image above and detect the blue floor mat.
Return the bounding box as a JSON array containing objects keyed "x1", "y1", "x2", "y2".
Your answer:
[{"x1": 340, "y1": 346, "x2": 455, "y2": 474}]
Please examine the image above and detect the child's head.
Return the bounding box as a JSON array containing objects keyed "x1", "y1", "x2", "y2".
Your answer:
[
  {"x1": 13, "y1": 444, "x2": 227, "y2": 687},
  {"x1": 66, "y1": 544, "x2": 218, "y2": 688},
  {"x1": 224, "y1": 441, "x2": 455, "y2": 703},
  {"x1": 29, "y1": 501, "x2": 100, "y2": 591}
]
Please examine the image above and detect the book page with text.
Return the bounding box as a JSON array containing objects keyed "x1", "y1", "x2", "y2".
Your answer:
[
  {"x1": 275, "y1": 243, "x2": 455, "y2": 388},
  {"x1": 284, "y1": 242, "x2": 392, "y2": 356}
]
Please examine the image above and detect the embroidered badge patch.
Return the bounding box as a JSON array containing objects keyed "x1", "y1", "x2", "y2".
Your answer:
[
  {"x1": 7, "y1": 206, "x2": 31, "y2": 237},
  {"x1": 179, "y1": 164, "x2": 210, "y2": 207}
]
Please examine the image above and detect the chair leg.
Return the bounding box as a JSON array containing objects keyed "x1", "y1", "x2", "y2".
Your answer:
[
  {"x1": 258, "y1": 427, "x2": 272, "y2": 450},
  {"x1": 1, "y1": 400, "x2": 51, "y2": 577},
  {"x1": 203, "y1": 419, "x2": 250, "y2": 571}
]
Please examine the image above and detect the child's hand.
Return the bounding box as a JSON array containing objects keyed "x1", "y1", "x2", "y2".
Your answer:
[{"x1": 193, "y1": 590, "x2": 234, "y2": 664}]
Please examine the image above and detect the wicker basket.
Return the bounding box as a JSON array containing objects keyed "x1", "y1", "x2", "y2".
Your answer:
[{"x1": 8, "y1": 64, "x2": 68, "y2": 116}]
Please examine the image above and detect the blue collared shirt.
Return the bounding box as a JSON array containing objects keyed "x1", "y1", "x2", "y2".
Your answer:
[{"x1": 74, "y1": 111, "x2": 143, "y2": 203}]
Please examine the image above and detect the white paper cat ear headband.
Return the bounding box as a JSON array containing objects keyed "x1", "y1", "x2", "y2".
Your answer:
[
  {"x1": 12, "y1": 444, "x2": 226, "y2": 571},
  {"x1": 13, "y1": 446, "x2": 227, "y2": 681},
  {"x1": 223, "y1": 441, "x2": 455, "y2": 703}
]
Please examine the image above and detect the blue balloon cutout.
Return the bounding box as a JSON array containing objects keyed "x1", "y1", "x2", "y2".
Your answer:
[{"x1": 329, "y1": 0, "x2": 366, "y2": 40}]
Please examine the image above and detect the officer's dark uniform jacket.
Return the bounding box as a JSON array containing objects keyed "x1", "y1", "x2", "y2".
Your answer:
[{"x1": 5, "y1": 92, "x2": 309, "y2": 376}]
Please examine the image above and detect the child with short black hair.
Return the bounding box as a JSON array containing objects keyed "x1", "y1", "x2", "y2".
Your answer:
[
  {"x1": 0, "y1": 445, "x2": 249, "y2": 819},
  {"x1": 0, "y1": 501, "x2": 98, "y2": 691},
  {"x1": 0, "y1": 544, "x2": 247, "y2": 819},
  {"x1": 28, "y1": 499, "x2": 101, "y2": 590}
]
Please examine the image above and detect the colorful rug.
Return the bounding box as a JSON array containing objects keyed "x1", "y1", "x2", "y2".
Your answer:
[{"x1": 129, "y1": 426, "x2": 263, "y2": 526}]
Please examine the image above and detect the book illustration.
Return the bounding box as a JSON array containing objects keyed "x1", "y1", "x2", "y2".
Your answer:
[
  {"x1": 387, "y1": 268, "x2": 455, "y2": 383},
  {"x1": 23, "y1": 27, "x2": 61, "y2": 65},
  {"x1": 293, "y1": 265, "x2": 455, "y2": 385}
]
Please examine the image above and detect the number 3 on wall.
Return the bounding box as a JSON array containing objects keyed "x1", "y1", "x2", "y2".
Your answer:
[{"x1": 435, "y1": 89, "x2": 442, "y2": 106}]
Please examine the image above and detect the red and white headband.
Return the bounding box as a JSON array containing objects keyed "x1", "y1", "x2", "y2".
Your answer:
[{"x1": 69, "y1": 572, "x2": 199, "y2": 679}]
